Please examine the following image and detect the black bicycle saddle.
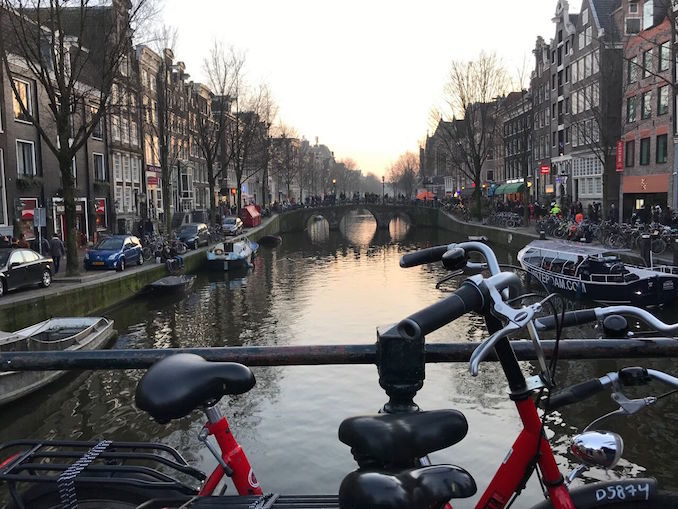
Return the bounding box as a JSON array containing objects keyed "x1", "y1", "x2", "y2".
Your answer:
[
  {"x1": 135, "y1": 353, "x2": 255, "y2": 423},
  {"x1": 339, "y1": 464, "x2": 477, "y2": 509},
  {"x1": 338, "y1": 410, "x2": 468, "y2": 467}
]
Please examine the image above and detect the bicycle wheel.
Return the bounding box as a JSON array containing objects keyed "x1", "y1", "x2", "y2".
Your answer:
[{"x1": 651, "y1": 238, "x2": 666, "y2": 255}]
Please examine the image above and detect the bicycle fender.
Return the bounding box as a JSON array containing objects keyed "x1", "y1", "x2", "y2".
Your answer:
[{"x1": 529, "y1": 478, "x2": 657, "y2": 509}]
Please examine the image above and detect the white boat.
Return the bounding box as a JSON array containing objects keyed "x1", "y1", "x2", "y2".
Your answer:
[
  {"x1": 517, "y1": 240, "x2": 678, "y2": 306},
  {"x1": 206, "y1": 238, "x2": 259, "y2": 271},
  {"x1": 0, "y1": 317, "x2": 116, "y2": 406}
]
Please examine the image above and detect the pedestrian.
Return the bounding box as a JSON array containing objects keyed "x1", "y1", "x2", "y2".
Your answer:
[
  {"x1": 17, "y1": 234, "x2": 29, "y2": 248},
  {"x1": 49, "y1": 233, "x2": 65, "y2": 273}
]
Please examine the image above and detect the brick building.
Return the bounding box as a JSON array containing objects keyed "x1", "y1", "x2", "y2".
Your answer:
[{"x1": 613, "y1": 0, "x2": 673, "y2": 219}]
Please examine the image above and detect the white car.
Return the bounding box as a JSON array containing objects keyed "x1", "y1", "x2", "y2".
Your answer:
[{"x1": 222, "y1": 217, "x2": 243, "y2": 236}]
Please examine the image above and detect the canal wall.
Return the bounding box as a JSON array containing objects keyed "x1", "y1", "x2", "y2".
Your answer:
[
  {"x1": 0, "y1": 249, "x2": 206, "y2": 330},
  {"x1": 437, "y1": 211, "x2": 538, "y2": 250}
]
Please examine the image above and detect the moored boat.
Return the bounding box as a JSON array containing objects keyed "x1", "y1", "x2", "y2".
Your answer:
[
  {"x1": 517, "y1": 240, "x2": 678, "y2": 306},
  {"x1": 206, "y1": 238, "x2": 259, "y2": 271},
  {"x1": 0, "y1": 317, "x2": 116, "y2": 406},
  {"x1": 258, "y1": 234, "x2": 282, "y2": 247},
  {"x1": 149, "y1": 275, "x2": 195, "y2": 294}
]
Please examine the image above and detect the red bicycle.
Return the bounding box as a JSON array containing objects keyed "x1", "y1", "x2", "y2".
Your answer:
[{"x1": 336, "y1": 242, "x2": 678, "y2": 509}]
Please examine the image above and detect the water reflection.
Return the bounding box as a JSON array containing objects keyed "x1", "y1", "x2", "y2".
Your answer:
[{"x1": 2, "y1": 214, "x2": 678, "y2": 507}]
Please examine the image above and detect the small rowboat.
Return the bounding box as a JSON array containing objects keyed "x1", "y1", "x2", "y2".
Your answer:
[
  {"x1": 149, "y1": 275, "x2": 196, "y2": 294},
  {"x1": 0, "y1": 317, "x2": 116, "y2": 406}
]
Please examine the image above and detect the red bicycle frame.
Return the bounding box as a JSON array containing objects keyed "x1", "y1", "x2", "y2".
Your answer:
[
  {"x1": 198, "y1": 407, "x2": 263, "y2": 497},
  {"x1": 472, "y1": 396, "x2": 574, "y2": 509}
]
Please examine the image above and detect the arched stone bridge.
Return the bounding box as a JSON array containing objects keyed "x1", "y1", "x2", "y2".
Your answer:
[{"x1": 280, "y1": 203, "x2": 439, "y2": 231}]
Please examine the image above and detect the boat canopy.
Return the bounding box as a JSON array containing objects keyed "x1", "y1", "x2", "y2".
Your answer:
[{"x1": 524, "y1": 240, "x2": 628, "y2": 257}]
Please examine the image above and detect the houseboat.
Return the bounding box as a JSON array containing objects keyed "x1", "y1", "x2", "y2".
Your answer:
[{"x1": 517, "y1": 240, "x2": 678, "y2": 306}]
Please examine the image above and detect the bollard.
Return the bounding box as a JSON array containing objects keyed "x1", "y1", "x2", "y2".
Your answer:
[
  {"x1": 640, "y1": 234, "x2": 651, "y2": 267},
  {"x1": 674, "y1": 238, "x2": 678, "y2": 267},
  {"x1": 539, "y1": 230, "x2": 546, "y2": 240}
]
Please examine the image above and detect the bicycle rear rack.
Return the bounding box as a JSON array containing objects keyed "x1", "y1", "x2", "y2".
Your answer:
[{"x1": 0, "y1": 439, "x2": 205, "y2": 507}]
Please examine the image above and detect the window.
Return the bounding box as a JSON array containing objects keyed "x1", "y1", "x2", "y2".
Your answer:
[
  {"x1": 625, "y1": 140, "x2": 635, "y2": 167},
  {"x1": 627, "y1": 96, "x2": 637, "y2": 122},
  {"x1": 629, "y1": 2, "x2": 638, "y2": 13},
  {"x1": 572, "y1": 59, "x2": 578, "y2": 82},
  {"x1": 132, "y1": 157, "x2": 140, "y2": 183},
  {"x1": 585, "y1": 26, "x2": 592, "y2": 45},
  {"x1": 641, "y1": 91, "x2": 652, "y2": 119},
  {"x1": 91, "y1": 107, "x2": 103, "y2": 139},
  {"x1": 642, "y1": 50, "x2": 652, "y2": 78},
  {"x1": 584, "y1": 53, "x2": 591, "y2": 77},
  {"x1": 640, "y1": 137, "x2": 650, "y2": 165},
  {"x1": 113, "y1": 152, "x2": 122, "y2": 181},
  {"x1": 626, "y1": 17, "x2": 641, "y2": 34},
  {"x1": 628, "y1": 56, "x2": 638, "y2": 83},
  {"x1": 582, "y1": 8, "x2": 589, "y2": 25},
  {"x1": 16, "y1": 140, "x2": 36, "y2": 176},
  {"x1": 123, "y1": 154, "x2": 131, "y2": 182},
  {"x1": 93, "y1": 153, "x2": 106, "y2": 181},
  {"x1": 121, "y1": 117, "x2": 129, "y2": 144},
  {"x1": 112, "y1": 115, "x2": 120, "y2": 142},
  {"x1": 130, "y1": 122, "x2": 138, "y2": 146},
  {"x1": 659, "y1": 41, "x2": 670, "y2": 71},
  {"x1": 12, "y1": 79, "x2": 32, "y2": 122},
  {"x1": 643, "y1": 0, "x2": 654, "y2": 30},
  {"x1": 657, "y1": 134, "x2": 668, "y2": 164},
  {"x1": 592, "y1": 50, "x2": 599, "y2": 74},
  {"x1": 658, "y1": 85, "x2": 669, "y2": 115}
]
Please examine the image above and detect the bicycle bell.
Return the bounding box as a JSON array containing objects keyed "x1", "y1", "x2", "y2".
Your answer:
[
  {"x1": 571, "y1": 430, "x2": 624, "y2": 469},
  {"x1": 442, "y1": 248, "x2": 467, "y2": 271}
]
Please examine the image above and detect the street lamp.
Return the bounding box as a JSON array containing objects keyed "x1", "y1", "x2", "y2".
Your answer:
[
  {"x1": 332, "y1": 178, "x2": 336, "y2": 196},
  {"x1": 382, "y1": 175, "x2": 385, "y2": 203}
]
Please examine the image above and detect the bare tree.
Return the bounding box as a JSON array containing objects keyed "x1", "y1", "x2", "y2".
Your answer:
[
  {"x1": 436, "y1": 52, "x2": 511, "y2": 218},
  {"x1": 271, "y1": 123, "x2": 298, "y2": 202},
  {"x1": 226, "y1": 83, "x2": 275, "y2": 212},
  {"x1": 390, "y1": 152, "x2": 418, "y2": 198},
  {"x1": 192, "y1": 43, "x2": 243, "y2": 225},
  {"x1": 0, "y1": 0, "x2": 150, "y2": 274}
]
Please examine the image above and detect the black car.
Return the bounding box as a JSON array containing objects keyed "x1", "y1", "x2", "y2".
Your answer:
[
  {"x1": 0, "y1": 248, "x2": 54, "y2": 297},
  {"x1": 177, "y1": 223, "x2": 209, "y2": 249}
]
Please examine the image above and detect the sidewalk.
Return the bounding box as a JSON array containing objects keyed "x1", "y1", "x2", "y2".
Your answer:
[
  {"x1": 459, "y1": 215, "x2": 675, "y2": 265},
  {"x1": 0, "y1": 215, "x2": 279, "y2": 311}
]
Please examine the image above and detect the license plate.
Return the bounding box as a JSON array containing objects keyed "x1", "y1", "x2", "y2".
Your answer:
[{"x1": 92, "y1": 261, "x2": 105, "y2": 266}]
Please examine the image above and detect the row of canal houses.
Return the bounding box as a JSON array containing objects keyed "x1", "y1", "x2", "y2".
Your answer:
[
  {"x1": 422, "y1": 0, "x2": 677, "y2": 221},
  {"x1": 0, "y1": 1, "x2": 329, "y2": 244}
]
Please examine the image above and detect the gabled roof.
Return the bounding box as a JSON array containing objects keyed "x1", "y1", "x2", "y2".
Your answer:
[{"x1": 589, "y1": 0, "x2": 622, "y2": 37}]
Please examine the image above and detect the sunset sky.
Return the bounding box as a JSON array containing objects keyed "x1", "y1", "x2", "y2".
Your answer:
[{"x1": 163, "y1": 0, "x2": 583, "y2": 177}]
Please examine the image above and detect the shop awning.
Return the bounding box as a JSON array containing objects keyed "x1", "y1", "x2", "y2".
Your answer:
[
  {"x1": 623, "y1": 174, "x2": 669, "y2": 194},
  {"x1": 495, "y1": 183, "x2": 525, "y2": 195}
]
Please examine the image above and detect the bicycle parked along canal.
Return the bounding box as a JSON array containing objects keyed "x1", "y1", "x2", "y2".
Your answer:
[{"x1": 2, "y1": 242, "x2": 678, "y2": 507}]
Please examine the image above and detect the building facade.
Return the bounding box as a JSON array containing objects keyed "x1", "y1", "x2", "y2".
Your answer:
[{"x1": 614, "y1": 0, "x2": 674, "y2": 219}]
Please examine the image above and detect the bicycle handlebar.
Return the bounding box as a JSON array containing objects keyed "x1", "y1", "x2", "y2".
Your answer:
[
  {"x1": 399, "y1": 246, "x2": 450, "y2": 268},
  {"x1": 547, "y1": 368, "x2": 678, "y2": 411},
  {"x1": 399, "y1": 283, "x2": 486, "y2": 338},
  {"x1": 535, "y1": 306, "x2": 678, "y2": 335},
  {"x1": 399, "y1": 242, "x2": 503, "y2": 277},
  {"x1": 534, "y1": 310, "x2": 598, "y2": 331}
]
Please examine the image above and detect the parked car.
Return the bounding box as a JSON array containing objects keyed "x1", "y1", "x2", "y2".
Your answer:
[
  {"x1": 222, "y1": 217, "x2": 243, "y2": 236},
  {"x1": 177, "y1": 223, "x2": 209, "y2": 249},
  {"x1": 84, "y1": 235, "x2": 143, "y2": 271},
  {"x1": 0, "y1": 248, "x2": 53, "y2": 297}
]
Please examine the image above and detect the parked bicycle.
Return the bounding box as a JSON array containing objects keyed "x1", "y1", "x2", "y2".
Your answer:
[{"x1": 2, "y1": 242, "x2": 678, "y2": 508}]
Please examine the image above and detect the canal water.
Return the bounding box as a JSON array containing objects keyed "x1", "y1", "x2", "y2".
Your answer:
[{"x1": 1, "y1": 210, "x2": 677, "y2": 507}]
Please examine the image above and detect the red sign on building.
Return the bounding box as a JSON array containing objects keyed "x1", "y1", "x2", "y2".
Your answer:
[
  {"x1": 616, "y1": 140, "x2": 624, "y2": 172},
  {"x1": 147, "y1": 175, "x2": 158, "y2": 186},
  {"x1": 540, "y1": 163, "x2": 550, "y2": 175}
]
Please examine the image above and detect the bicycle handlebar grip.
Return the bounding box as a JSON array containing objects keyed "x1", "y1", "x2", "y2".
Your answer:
[
  {"x1": 399, "y1": 246, "x2": 449, "y2": 268},
  {"x1": 535, "y1": 309, "x2": 597, "y2": 331},
  {"x1": 546, "y1": 378, "x2": 604, "y2": 411},
  {"x1": 398, "y1": 283, "x2": 485, "y2": 338}
]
